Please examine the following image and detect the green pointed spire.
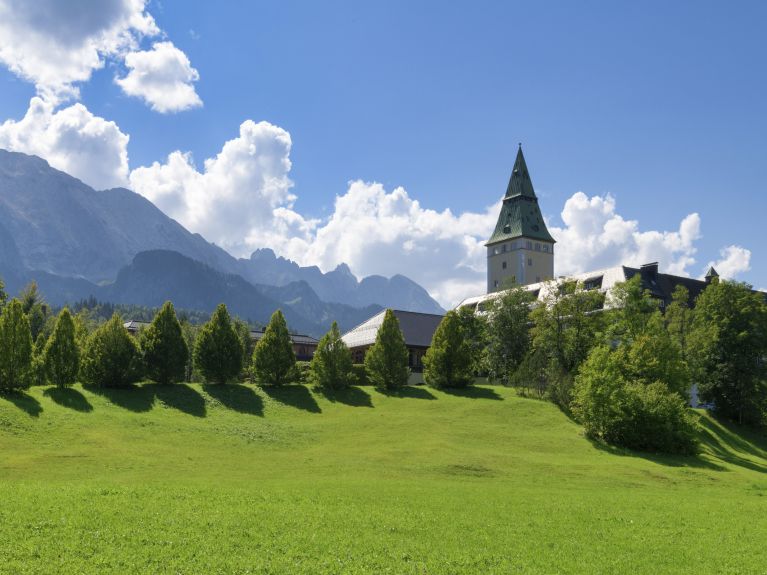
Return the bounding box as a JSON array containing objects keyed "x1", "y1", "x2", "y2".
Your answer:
[
  {"x1": 487, "y1": 146, "x2": 555, "y2": 246},
  {"x1": 504, "y1": 145, "x2": 536, "y2": 199}
]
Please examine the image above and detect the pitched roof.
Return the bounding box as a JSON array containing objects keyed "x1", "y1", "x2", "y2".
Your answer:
[
  {"x1": 249, "y1": 330, "x2": 319, "y2": 346},
  {"x1": 341, "y1": 309, "x2": 444, "y2": 349},
  {"x1": 487, "y1": 147, "x2": 555, "y2": 245}
]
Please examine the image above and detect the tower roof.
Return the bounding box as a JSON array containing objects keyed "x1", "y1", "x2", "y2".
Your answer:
[
  {"x1": 705, "y1": 266, "x2": 719, "y2": 279},
  {"x1": 504, "y1": 145, "x2": 536, "y2": 199},
  {"x1": 487, "y1": 146, "x2": 555, "y2": 245}
]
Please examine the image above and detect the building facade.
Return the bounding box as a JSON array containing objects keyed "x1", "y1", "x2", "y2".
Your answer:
[{"x1": 486, "y1": 146, "x2": 555, "y2": 293}]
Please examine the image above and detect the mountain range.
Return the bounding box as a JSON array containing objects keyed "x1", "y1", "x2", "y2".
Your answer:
[{"x1": 0, "y1": 149, "x2": 443, "y2": 335}]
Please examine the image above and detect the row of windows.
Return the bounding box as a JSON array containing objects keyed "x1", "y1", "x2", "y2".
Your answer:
[{"x1": 492, "y1": 241, "x2": 553, "y2": 255}]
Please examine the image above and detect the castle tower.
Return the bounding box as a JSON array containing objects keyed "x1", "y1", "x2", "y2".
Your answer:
[{"x1": 486, "y1": 146, "x2": 555, "y2": 292}]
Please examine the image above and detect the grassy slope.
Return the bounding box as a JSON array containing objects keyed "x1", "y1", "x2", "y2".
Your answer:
[{"x1": 1, "y1": 383, "x2": 765, "y2": 574}]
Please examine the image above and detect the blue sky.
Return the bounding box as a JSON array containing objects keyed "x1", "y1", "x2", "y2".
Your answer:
[{"x1": 0, "y1": 0, "x2": 765, "y2": 304}]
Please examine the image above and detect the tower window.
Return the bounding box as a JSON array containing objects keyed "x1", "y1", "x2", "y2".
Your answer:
[
  {"x1": 502, "y1": 244, "x2": 507, "y2": 253},
  {"x1": 526, "y1": 241, "x2": 533, "y2": 250},
  {"x1": 528, "y1": 258, "x2": 533, "y2": 266},
  {"x1": 535, "y1": 243, "x2": 541, "y2": 251},
  {"x1": 493, "y1": 247, "x2": 500, "y2": 255},
  {"x1": 502, "y1": 261, "x2": 507, "y2": 269},
  {"x1": 543, "y1": 245, "x2": 549, "y2": 253},
  {"x1": 536, "y1": 276, "x2": 541, "y2": 283},
  {"x1": 494, "y1": 280, "x2": 499, "y2": 288},
  {"x1": 511, "y1": 241, "x2": 517, "y2": 250}
]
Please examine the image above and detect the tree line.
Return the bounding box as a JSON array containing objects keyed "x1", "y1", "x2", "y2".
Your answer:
[
  {"x1": 0, "y1": 276, "x2": 415, "y2": 393},
  {"x1": 1, "y1": 274, "x2": 765, "y2": 455},
  {"x1": 424, "y1": 275, "x2": 767, "y2": 453}
]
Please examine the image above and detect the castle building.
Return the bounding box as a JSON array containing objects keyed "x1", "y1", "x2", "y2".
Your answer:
[{"x1": 486, "y1": 146, "x2": 555, "y2": 293}]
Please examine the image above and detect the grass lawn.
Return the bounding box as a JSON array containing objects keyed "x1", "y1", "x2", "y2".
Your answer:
[{"x1": 1, "y1": 383, "x2": 766, "y2": 574}]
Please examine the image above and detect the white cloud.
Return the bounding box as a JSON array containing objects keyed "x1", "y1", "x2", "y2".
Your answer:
[
  {"x1": 128, "y1": 120, "x2": 755, "y2": 308},
  {"x1": 0, "y1": 0, "x2": 158, "y2": 101},
  {"x1": 129, "y1": 120, "x2": 298, "y2": 255},
  {"x1": 705, "y1": 245, "x2": 751, "y2": 279},
  {"x1": 116, "y1": 41, "x2": 202, "y2": 113},
  {"x1": 548, "y1": 192, "x2": 702, "y2": 277},
  {"x1": 0, "y1": 96, "x2": 129, "y2": 189},
  {"x1": 275, "y1": 181, "x2": 498, "y2": 307}
]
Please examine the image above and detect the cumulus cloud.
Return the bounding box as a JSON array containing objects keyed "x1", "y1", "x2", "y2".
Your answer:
[
  {"x1": 705, "y1": 245, "x2": 751, "y2": 279},
  {"x1": 116, "y1": 41, "x2": 202, "y2": 113},
  {"x1": 128, "y1": 119, "x2": 754, "y2": 308},
  {"x1": 0, "y1": 0, "x2": 158, "y2": 101},
  {"x1": 129, "y1": 120, "x2": 298, "y2": 255},
  {"x1": 275, "y1": 181, "x2": 498, "y2": 306},
  {"x1": 0, "y1": 96, "x2": 129, "y2": 189},
  {"x1": 548, "y1": 192, "x2": 702, "y2": 277}
]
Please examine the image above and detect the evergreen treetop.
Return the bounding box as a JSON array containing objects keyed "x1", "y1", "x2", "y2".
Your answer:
[
  {"x1": 252, "y1": 309, "x2": 296, "y2": 386},
  {"x1": 364, "y1": 309, "x2": 409, "y2": 390},
  {"x1": 44, "y1": 307, "x2": 80, "y2": 388},
  {"x1": 141, "y1": 301, "x2": 188, "y2": 385},
  {"x1": 194, "y1": 303, "x2": 243, "y2": 385}
]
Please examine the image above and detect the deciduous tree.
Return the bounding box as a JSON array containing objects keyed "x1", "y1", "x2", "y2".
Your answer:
[
  {"x1": 486, "y1": 285, "x2": 534, "y2": 383},
  {"x1": 689, "y1": 279, "x2": 767, "y2": 425}
]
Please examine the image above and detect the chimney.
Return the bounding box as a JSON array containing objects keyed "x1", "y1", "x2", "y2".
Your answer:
[{"x1": 640, "y1": 262, "x2": 659, "y2": 277}]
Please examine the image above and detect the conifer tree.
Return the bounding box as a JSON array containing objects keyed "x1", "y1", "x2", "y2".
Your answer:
[
  {"x1": 0, "y1": 299, "x2": 33, "y2": 390},
  {"x1": 194, "y1": 304, "x2": 243, "y2": 384},
  {"x1": 364, "y1": 309, "x2": 409, "y2": 390},
  {"x1": 252, "y1": 309, "x2": 296, "y2": 385},
  {"x1": 423, "y1": 310, "x2": 473, "y2": 389},
  {"x1": 81, "y1": 314, "x2": 143, "y2": 387},
  {"x1": 43, "y1": 308, "x2": 80, "y2": 387},
  {"x1": 310, "y1": 321, "x2": 354, "y2": 389},
  {"x1": 140, "y1": 301, "x2": 188, "y2": 385}
]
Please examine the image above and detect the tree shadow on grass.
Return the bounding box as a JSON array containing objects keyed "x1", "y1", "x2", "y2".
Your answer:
[
  {"x1": 440, "y1": 386, "x2": 504, "y2": 400},
  {"x1": 586, "y1": 437, "x2": 726, "y2": 472},
  {"x1": 695, "y1": 415, "x2": 767, "y2": 474},
  {"x1": 260, "y1": 385, "x2": 321, "y2": 413},
  {"x1": 379, "y1": 386, "x2": 437, "y2": 400},
  {"x1": 147, "y1": 383, "x2": 206, "y2": 418},
  {"x1": 43, "y1": 386, "x2": 93, "y2": 413},
  {"x1": 203, "y1": 383, "x2": 264, "y2": 416},
  {"x1": 0, "y1": 390, "x2": 43, "y2": 417},
  {"x1": 318, "y1": 386, "x2": 373, "y2": 407},
  {"x1": 83, "y1": 384, "x2": 155, "y2": 413}
]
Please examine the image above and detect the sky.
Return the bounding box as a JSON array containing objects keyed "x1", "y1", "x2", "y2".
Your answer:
[{"x1": 0, "y1": 0, "x2": 765, "y2": 306}]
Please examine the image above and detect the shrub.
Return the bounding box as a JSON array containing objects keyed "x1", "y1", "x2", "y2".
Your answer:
[
  {"x1": 43, "y1": 308, "x2": 80, "y2": 387},
  {"x1": 252, "y1": 310, "x2": 297, "y2": 386},
  {"x1": 295, "y1": 361, "x2": 312, "y2": 384},
  {"x1": 140, "y1": 301, "x2": 188, "y2": 385},
  {"x1": 194, "y1": 304, "x2": 243, "y2": 384},
  {"x1": 364, "y1": 310, "x2": 409, "y2": 390},
  {"x1": 0, "y1": 299, "x2": 33, "y2": 390},
  {"x1": 423, "y1": 311, "x2": 473, "y2": 389},
  {"x1": 81, "y1": 314, "x2": 142, "y2": 387},
  {"x1": 573, "y1": 345, "x2": 699, "y2": 454}
]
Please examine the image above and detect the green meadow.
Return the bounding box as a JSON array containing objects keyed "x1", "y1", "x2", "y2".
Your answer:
[{"x1": 1, "y1": 383, "x2": 765, "y2": 574}]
